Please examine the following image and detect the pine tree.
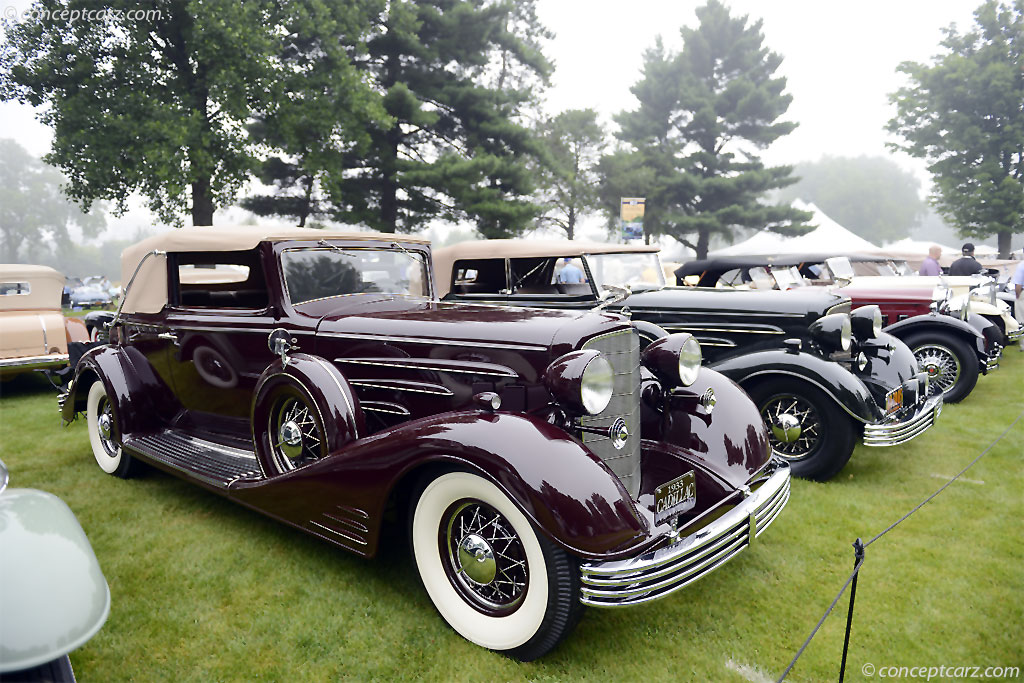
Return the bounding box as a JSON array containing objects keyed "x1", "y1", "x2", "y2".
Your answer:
[
  {"x1": 607, "y1": 1, "x2": 809, "y2": 257},
  {"x1": 329, "y1": 0, "x2": 552, "y2": 235}
]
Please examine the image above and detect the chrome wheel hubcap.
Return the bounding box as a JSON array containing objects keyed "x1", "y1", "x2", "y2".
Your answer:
[
  {"x1": 444, "y1": 501, "x2": 528, "y2": 612},
  {"x1": 271, "y1": 397, "x2": 322, "y2": 469},
  {"x1": 762, "y1": 396, "x2": 820, "y2": 459},
  {"x1": 771, "y1": 413, "x2": 802, "y2": 443},
  {"x1": 914, "y1": 345, "x2": 959, "y2": 395},
  {"x1": 96, "y1": 398, "x2": 118, "y2": 457},
  {"x1": 457, "y1": 533, "x2": 497, "y2": 585}
]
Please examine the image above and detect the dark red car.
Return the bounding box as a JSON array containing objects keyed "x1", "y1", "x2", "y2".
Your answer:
[{"x1": 60, "y1": 227, "x2": 790, "y2": 660}]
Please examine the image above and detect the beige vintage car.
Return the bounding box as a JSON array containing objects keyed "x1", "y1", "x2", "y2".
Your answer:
[{"x1": 0, "y1": 264, "x2": 89, "y2": 379}]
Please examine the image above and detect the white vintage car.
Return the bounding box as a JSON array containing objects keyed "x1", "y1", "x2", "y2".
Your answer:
[{"x1": 0, "y1": 264, "x2": 89, "y2": 379}]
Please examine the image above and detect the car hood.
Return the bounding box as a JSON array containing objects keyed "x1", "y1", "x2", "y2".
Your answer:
[{"x1": 309, "y1": 296, "x2": 630, "y2": 359}]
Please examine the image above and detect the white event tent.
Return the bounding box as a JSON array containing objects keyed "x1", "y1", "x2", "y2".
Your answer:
[{"x1": 711, "y1": 200, "x2": 879, "y2": 256}]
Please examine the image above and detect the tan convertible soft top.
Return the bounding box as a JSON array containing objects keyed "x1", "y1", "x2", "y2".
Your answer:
[
  {"x1": 0, "y1": 264, "x2": 65, "y2": 311},
  {"x1": 121, "y1": 225, "x2": 430, "y2": 314},
  {"x1": 432, "y1": 240, "x2": 659, "y2": 297}
]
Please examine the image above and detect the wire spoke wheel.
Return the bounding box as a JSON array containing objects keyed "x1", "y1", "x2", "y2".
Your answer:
[
  {"x1": 441, "y1": 500, "x2": 529, "y2": 616},
  {"x1": 761, "y1": 394, "x2": 821, "y2": 459},
  {"x1": 913, "y1": 343, "x2": 961, "y2": 396},
  {"x1": 269, "y1": 394, "x2": 324, "y2": 472}
]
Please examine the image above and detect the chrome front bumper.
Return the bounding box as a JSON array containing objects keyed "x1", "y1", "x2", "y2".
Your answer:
[
  {"x1": 863, "y1": 394, "x2": 942, "y2": 447},
  {"x1": 579, "y1": 462, "x2": 790, "y2": 607},
  {"x1": 1007, "y1": 327, "x2": 1023, "y2": 343}
]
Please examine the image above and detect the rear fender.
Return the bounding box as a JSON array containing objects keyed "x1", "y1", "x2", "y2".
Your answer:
[
  {"x1": 708, "y1": 348, "x2": 878, "y2": 423},
  {"x1": 61, "y1": 345, "x2": 178, "y2": 434}
]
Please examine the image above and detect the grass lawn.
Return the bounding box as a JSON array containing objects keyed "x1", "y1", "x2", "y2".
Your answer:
[{"x1": 1, "y1": 353, "x2": 1021, "y2": 681}]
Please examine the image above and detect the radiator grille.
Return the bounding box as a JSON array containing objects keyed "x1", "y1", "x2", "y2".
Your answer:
[{"x1": 580, "y1": 328, "x2": 641, "y2": 498}]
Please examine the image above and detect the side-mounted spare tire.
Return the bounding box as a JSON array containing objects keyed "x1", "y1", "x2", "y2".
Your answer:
[{"x1": 251, "y1": 353, "x2": 364, "y2": 476}]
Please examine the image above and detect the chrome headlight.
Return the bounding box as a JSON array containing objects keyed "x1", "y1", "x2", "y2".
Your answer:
[
  {"x1": 581, "y1": 355, "x2": 614, "y2": 414},
  {"x1": 809, "y1": 313, "x2": 852, "y2": 352},
  {"x1": 543, "y1": 350, "x2": 614, "y2": 416},
  {"x1": 641, "y1": 333, "x2": 703, "y2": 388},
  {"x1": 850, "y1": 305, "x2": 882, "y2": 339}
]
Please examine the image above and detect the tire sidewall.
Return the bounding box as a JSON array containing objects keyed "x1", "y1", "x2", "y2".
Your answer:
[
  {"x1": 411, "y1": 471, "x2": 550, "y2": 652},
  {"x1": 87, "y1": 381, "x2": 123, "y2": 475}
]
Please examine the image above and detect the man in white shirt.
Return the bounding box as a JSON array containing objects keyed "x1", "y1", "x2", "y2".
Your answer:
[{"x1": 1013, "y1": 249, "x2": 1024, "y2": 350}]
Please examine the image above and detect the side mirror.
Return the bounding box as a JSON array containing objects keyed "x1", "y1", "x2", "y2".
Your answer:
[{"x1": 268, "y1": 328, "x2": 298, "y2": 365}]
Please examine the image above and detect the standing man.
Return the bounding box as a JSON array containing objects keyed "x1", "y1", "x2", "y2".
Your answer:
[
  {"x1": 919, "y1": 245, "x2": 943, "y2": 275},
  {"x1": 949, "y1": 243, "x2": 984, "y2": 276},
  {"x1": 1013, "y1": 249, "x2": 1024, "y2": 351},
  {"x1": 556, "y1": 257, "x2": 585, "y2": 284}
]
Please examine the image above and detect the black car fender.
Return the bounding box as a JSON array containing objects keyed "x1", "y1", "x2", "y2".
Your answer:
[
  {"x1": 61, "y1": 345, "x2": 178, "y2": 436},
  {"x1": 883, "y1": 312, "x2": 988, "y2": 360},
  {"x1": 707, "y1": 348, "x2": 879, "y2": 424}
]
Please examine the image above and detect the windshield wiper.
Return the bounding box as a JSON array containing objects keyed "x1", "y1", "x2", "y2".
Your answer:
[
  {"x1": 390, "y1": 241, "x2": 425, "y2": 266},
  {"x1": 317, "y1": 239, "x2": 357, "y2": 257}
]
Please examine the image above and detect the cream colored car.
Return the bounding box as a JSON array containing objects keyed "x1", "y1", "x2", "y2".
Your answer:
[{"x1": 0, "y1": 264, "x2": 89, "y2": 379}]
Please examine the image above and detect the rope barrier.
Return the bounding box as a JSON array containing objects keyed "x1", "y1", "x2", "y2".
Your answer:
[{"x1": 776, "y1": 408, "x2": 1024, "y2": 682}]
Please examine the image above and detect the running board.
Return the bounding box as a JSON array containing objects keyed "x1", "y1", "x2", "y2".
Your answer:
[{"x1": 124, "y1": 431, "x2": 263, "y2": 489}]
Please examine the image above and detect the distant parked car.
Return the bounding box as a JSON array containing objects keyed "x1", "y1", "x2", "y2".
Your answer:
[
  {"x1": 675, "y1": 255, "x2": 1004, "y2": 402},
  {"x1": 69, "y1": 285, "x2": 113, "y2": 308},
  {"x1": 0, "y1": 457, "x2": 110, "y2": 680},
  {"x1": 0, "y1": 264, "x2": 89, "y2": 380},
  {"x1": 60, "y1": 226, "x2": 791, "y2": 660},
  {"x1": 434, "y1": 241, "x2": 942, "y2": 482}
]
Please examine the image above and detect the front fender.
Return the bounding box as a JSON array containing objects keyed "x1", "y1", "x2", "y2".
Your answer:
[
  {"x1": 884, "y1": 311, "x2": 989, "y2": 360},
  {"x1": 708, "y1": 348, "x2": 879, "y2": 423},
  {"x1": 232, "y1": 411, "x2": 647, "y2": 560},
  {"x1": 61, "y1": 345, "x2": 178, "y2": 435}
]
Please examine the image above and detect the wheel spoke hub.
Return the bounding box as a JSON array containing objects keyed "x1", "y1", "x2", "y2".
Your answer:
[
  {"x1": 761, "y1": 395, "x2": 820, "y2": 459},
  {"x1": 444, "y1": 501, "x2": 528, "y2": 613},
  {"x1": 914, "y1": 345, "x2": 959, "y2": 394}
]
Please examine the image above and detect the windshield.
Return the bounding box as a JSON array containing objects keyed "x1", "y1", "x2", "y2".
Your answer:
[
  {"x1": 772, "y1": 266, "x2": 807, "y2": 290},
  {"x1": 282, "y1": 247, "x2": 429, "y2": 305},
  {"x1": 825, "y1": 256, "x2": 856, "y2": 281},
  {"x1": 584, "y1": 252, "x2": 664, "y2": 291}
]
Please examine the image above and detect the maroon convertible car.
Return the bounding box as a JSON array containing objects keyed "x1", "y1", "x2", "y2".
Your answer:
[{"x1": 60, "y1": 226, "x2": 790, "y2": 660}]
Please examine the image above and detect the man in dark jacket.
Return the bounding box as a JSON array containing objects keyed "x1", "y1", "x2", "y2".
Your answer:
[{"x1": 949, "y1": 243, "x2": 983, "y2": 276}]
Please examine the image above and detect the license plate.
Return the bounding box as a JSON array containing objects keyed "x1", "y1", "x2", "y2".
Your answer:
[
  {"x1": 885, "y1": 386, "x2": 903, "y2": 414},
  {"x1": 655, "y1": 471, "x2": 696, "y2": 526}
]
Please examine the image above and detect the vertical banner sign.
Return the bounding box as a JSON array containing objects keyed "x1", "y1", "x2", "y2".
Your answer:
[{"x1": 621, "y1": 197, "x2": 645, "y2": 240}]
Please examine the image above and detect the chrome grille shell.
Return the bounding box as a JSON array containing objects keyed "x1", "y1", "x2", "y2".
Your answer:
[{"x1": 580, "y1": 328, "x2": 642, "y2": 498}]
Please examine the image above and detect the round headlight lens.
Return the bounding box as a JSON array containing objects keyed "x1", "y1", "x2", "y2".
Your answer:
[
  {"x1": 840, "y1": 317, "x2": 852, "y2": 351},
  {"x1": 678, "y1": 336, "x2": 702, "y2": 386},
  {"x1": 581, "y1": 355, "x2": 614, "y2": 415},
  {"x1": 871, "y1": 307, "x2": 882, "y2": 336}
]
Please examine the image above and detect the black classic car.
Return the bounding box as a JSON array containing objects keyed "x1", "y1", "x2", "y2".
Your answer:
[
  {"x1": 60, "y1": 226, "x2": 791, "y2": 660},
  {"x1": 675, "y1": 255, "x2": 1005, "y2": 402},
  {"x1": 434, "y1": 241, "x2": 943, "y2": 482}
]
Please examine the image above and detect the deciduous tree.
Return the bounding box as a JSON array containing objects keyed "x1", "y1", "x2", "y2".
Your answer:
[
  {"x1": 0, "y1": 138, "x2": 103, "y2": 262},
  {"x1": 1, "y1": 0, "x2": 375, "y2": 226},
  {"x1": 535, "y1": 109, "x2": 605, "y2": 240},
  {"x1": 887, "y1": 0, "x2": 1024, "y2": 257}
]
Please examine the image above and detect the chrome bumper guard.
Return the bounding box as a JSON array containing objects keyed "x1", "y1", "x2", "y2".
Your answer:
[
  {"x1": 984, "y1": 349, "x2": 1000, "y2": 372},
  {"x1": 1007, "y1": 327, "x2": 1023, "y2": 343},
  {"x1": 863, "y1": 394, "x2": 942, "y2": 447},
  {"x1": 579, "y1": 462, "x2": 791, "y2": 607}
]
